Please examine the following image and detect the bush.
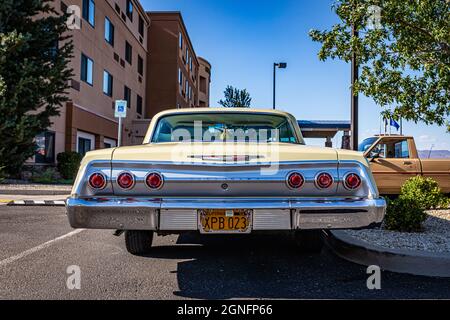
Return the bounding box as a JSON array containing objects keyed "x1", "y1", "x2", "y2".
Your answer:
[
  {"x1": 400, "y1": 176, "x2": 448, "y2": 210},
  {"x1": 57, "y1": 152, "x2": 82, "y2": 180},
  {"x1": 384, "y1": 176, "x2": 449, "y2": 232},
  {"x1": 31, "y1": 167, "x2": 58, "y2": 184},
  {"x1": 384, "y1": 197, "x2": 427, "y2": 232}
]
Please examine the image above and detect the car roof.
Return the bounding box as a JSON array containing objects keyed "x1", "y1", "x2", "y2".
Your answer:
[{"x1": 153, "y1": 108, "x2": 295, "y2": 118}]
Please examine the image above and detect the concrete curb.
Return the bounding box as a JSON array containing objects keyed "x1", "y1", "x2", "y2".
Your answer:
[
  {"x1": 7, "y1": 200, "x2": 66, "y2": 207},
  {"x1": 0, "y1": 189, "x2": 70, "y2": 196},
  {"x1": 325, "y1": 230, "x2": 450, "y2": 278}
]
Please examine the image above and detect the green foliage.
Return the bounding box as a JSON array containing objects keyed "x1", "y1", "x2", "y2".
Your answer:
[
  {"x1": 57, "y1": 152, "x2": 82, "y2": 180},
  {"x1": 0, "y1": 166, "x2": 5, "y2": 182},
  {"x1": 384, "y1": 176, "x2": 449, "y2": 232},
  {"x1": 400, "y1": 176, "x2": 449, "y2": 210},
  {"x1": 0, "y1": 0, "x2": 74, "y2": 175},
  {"x1": 31, "y1": 167, "x2": 58, "y2": 184},
  {"x1": 309, "y1": 0, "x2": 450, "y2": 131},
  {"x1": 384, "y1": 197, "x2": 427, "y2": 232},
  {"x1": 218, "y1": 86, "x2": 252, "y2": 108}
]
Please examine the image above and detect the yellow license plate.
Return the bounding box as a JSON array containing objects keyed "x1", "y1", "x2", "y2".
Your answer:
[{"x1": 199, "y1": 209, "x2": 252, "y2": 233}]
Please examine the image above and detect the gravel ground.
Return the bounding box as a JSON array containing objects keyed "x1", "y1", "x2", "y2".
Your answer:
[{"x1": 344, "y1": 210, "x2": 450, "y2": 254}]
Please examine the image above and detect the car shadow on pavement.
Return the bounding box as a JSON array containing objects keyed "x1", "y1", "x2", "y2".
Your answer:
[{"x1": 143, "y1": 232, "x2": 450, "y2": 300}]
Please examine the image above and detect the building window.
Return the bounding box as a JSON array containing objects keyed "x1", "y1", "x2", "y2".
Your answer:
[
  {"x1": 200, "y1": 76, "x2": 207, "y2": 93},
  {"x1": 104, "y1": 17, "x2": 114, "y2": 46},
  {"x1": 103, "y1": 70, "x2": 113, "y2": 97},
  {"x1": 126, "y1": 0, "x2": 133, "y2": 21},
  {"x1": 185, "y1": 49, "x2": 189, "y2": 65},
  {"x1": 179, "y1": 32, "x2": 183, "y2": 49},
  {"x1": 178, "y1": 68, "x2": 183, "y2": 86},
  {"x1": 125, "y1": 41, "x2": 132, "y2": 65},
  {"x1": 35, "y1": 131, "x2": 55, "y2": 164},
  {"x1": 189, "y1": 57, "x2": 193, "y2": 71},
  {"x1": 185, "y1": 80, "x2": 188, "y2": 98},
  {"x1": 82, "y1": 0, "x2": 95, "y2": 27},
  {"x1": 77, "y1": 131, "x2": 95, "y2": 156},
  {"x1": 137, "y1": 94, "x2": 143, "y2": 115},
  {"x1": 124, "y1": 86, "x2": 131, "y2": 109},
  {"x1": 138, "y1": 55, "x2": 143, "y2": 76},
  {"x1": 138, "y1": 15, "x2": 144, "y2": 37},
  {"x1": 81, "y1": 53, "x2": 93, "y2": 85},
  {"x1": 104, "y1": 138, "x2": 117, "y2": 149}
]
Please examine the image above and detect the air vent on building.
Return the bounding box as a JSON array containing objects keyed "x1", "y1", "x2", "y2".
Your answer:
[
  {"x1": 115, "y1": 3, "x2": 121, "y2": 14},
  {"x1": 71, "y1": 80, "x2": 80, "y2": 92},
  {"x1": 114, "y1": 53, "x2": 119, "y2": 62},
  {"x1": 120, "y1": 59, "x2": 125, "y2": 68}
]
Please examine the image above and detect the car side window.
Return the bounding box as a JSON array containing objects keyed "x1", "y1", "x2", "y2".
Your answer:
[
  {"x1": 370, "y1": 143, "x2": 387, "y2": 159},
  {"x1": 395, "y1": 140, "x2": 410, "y2": 158}
]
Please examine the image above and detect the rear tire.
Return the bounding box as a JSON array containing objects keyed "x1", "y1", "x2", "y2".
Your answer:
[
  {"x1": 125, "y1": 231, "x2": 154, "y2": 255},
  {"x1": 294, "y1": 230, "x2": 324, "y2": 253}
]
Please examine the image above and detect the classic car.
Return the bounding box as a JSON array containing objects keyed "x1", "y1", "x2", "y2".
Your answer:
[
  {"x1": 359, "y1": 135, "x2": 450, "y2": 195},
  {"x1": 66, "y1": 108, "x2": 386, "y2": 255}
]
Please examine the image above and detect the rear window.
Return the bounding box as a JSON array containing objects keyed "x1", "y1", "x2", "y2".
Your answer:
[{"x1": 151, "y1": 113, "x2": 302, "y2": 144}]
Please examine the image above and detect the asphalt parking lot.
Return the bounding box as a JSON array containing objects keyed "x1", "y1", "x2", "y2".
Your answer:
[{"x1": 0, "y1": 205, "x2": 449, "y2": 300}]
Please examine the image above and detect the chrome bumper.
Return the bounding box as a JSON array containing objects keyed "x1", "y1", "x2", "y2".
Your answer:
[{"x1": 66, "y1": 197, "x2": 386, "y2": 231}]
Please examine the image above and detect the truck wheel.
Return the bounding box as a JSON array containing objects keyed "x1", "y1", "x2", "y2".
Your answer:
[
  {"x1": 125, "y1": 231, "x2": 154, "y2": 255},
  {"x1": 294, "y1": 230, "x2": 324, "y2": 253}
]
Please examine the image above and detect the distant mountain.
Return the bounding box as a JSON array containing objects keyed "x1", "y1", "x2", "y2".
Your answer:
[{"x1": 418, "y1": 150, "x2": 450, "y2": 159}]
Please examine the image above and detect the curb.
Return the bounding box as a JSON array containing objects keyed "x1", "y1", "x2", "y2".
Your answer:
[
  {"x1": 7, "y1": 200, "x2": 66, "y2": 207},
  {"x1": 0, "y1": 190, "x2": 70, "y2": 196},
  {"x1": 325, "y1": 230, "x2": 450, "y2": 278}
]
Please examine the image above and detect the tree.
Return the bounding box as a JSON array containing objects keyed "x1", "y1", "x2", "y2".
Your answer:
[
  {"x1": 0, "y1": 0, "x2": 73, "y2": 175},
  {"x1": 310, "y1": 0, "x2": 450, "y2": 131},
  {"x1": 218, "y1": 85, "x2": 252, "y2": 108}
]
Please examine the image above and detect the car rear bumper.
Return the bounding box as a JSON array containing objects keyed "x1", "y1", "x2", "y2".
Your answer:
[{"x1": 66, "y1": 197, "x2": 386, "y2": 232}]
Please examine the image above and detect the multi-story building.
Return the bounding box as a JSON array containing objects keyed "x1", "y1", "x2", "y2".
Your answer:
[
  {"x1": 145, "y1": 12, "x2": 211, "y2": 119},
  {"x1": 198, "y1": 57, "x2": 212, "y2": 108},
  {"x1": 32, "y1": 0, "x2": 150, "y2": 165},
  {"x1": 31, "y1": 4, "x2": 211, "y2": 166}
]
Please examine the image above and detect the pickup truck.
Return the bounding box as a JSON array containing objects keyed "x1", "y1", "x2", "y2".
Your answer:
[{"x1": 359, "y1": 135, "x2": 450, "y2": 195}]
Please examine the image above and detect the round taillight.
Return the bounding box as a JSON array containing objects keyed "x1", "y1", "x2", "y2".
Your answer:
[
  {"x1": 344, "y1": 173, "x2": 362, "y2": 190},
  {"x1": 287, "y1": 172, "x2": 304, "y2": 189},
  {"x1": 146, "y1": 172, "x2": 163, "y2": 190},
  {"x1": 89, "y1": 173, "x2": 106, "y2": 190},
  {"x1": 117, "y1": 172, "x2": 135, "y2": 190},
  {"x1": 316, "y1": 172, "x2": 333, "y2": 189}
]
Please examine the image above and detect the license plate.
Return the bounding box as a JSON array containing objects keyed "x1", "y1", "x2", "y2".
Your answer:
[{"x1": 199, "y1": 209, "x2": 252, "y2": 234}]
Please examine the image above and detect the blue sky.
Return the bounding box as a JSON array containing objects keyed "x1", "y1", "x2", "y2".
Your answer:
[{"x1": 141, "y1": 0, "x2": 449, "y2": 151}]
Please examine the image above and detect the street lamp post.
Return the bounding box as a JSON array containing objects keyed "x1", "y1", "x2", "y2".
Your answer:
[{"x1": 273, "y1": 62, "x2": 287, "y2": 110}]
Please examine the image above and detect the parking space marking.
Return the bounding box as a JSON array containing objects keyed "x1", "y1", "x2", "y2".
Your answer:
[{"x1": 0, "y1": 229, "x2": 85, "y2": 268}]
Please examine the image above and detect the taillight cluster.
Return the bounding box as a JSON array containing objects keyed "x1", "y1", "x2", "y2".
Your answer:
[
  {"x1": 88, "y1": 172, "x2": 164, "y2": 190},
  {"x1": 286, "y1": 171, "x2": 361, "y2": 190},
  {"x1": 343, "y1": 173, "x2": 362, "y2": 190},
  {"x1": 88, "y1": 173, "x2": 107, "y2": 190}
]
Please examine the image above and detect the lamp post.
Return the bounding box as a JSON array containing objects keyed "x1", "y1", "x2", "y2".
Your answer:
[{"x1": 273, "y1": 62, "x2": 287, "y2": 110}]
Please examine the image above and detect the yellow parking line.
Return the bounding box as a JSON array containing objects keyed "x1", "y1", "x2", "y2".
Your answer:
[{"x1": 0, "y1": 199, "x2": 12, "y2": 203}]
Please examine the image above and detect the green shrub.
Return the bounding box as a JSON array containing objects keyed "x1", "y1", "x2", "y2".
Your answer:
[
  {"x1": 384, "y1": 197, "x2": 427, "y2": 232},
  {"x1": 31, "y1": 167, "x2": 58, "y2": 184},
  {"x1": 57, "y1": 152, "x2": 82, "y2": 180},
  {"x1": 400, "y1": 176, "x2": 448, "y2": 210},
  {"x1": 0, "y1": 166, "x2": 6, "y2": 183}
]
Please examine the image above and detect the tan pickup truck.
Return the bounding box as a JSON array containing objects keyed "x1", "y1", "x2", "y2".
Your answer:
[{"x1": 359, "y1": 135, "x2": 450, "y2": 195}]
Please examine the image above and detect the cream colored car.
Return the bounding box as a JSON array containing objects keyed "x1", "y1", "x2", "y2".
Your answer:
[{"x1": 66, "y1": 108, "x2": 386, "y2": 254}]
